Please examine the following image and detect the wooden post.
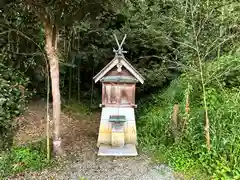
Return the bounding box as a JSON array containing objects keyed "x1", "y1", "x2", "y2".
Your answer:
[
  {"x1": 181, "y1": 82, "x2": 190, "y2": 135},
  {"x1": 171, "y1": 104, "x2": 179, "y2": 140}
]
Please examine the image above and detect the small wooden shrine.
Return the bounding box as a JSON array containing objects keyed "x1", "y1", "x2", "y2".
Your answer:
[{"x1": 93, "y1": 34, "x2": 144, "y2": 156}]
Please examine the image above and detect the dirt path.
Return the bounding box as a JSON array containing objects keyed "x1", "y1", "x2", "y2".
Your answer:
[{"x1": 12, "y1": 100, "x2": 181, "y2": 180}]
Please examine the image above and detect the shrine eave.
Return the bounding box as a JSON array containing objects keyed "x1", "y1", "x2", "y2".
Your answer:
[
  {"x1": 100, "y1": 75, "x2": 138, "y2": 83},
  {"x1": 93, "y1": 55, "x2": 144, "y2": 84}
]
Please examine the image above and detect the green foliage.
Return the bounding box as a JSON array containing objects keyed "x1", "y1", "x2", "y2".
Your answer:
[
  {"x1": 78, "y1": 177, "x2": 87, "y2": 180},
  {"x1": 1, "y1": 0, "x2": 240, "y2": 178},
  {"x1": 3, "y1": 0, "x2": 240, "y2": 99},
  {"x1": 0, "y1": 63, "x2": 30, "y2": 149},
  {"x1": 0, "y1": 140, "x2": 52, "y2": 178},
  {"x1": 138, "y1": 55, "x2": 240, "y2": 179},
  {"x1": 62, "y1": 100, "x2": 93, "y2": 118}
]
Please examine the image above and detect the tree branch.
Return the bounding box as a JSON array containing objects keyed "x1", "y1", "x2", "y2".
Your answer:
[
  {"x1": 24, "y1": 0, "x2": 49, "y2": 23},
  {"x1": 203, "y1": 33, "x2": 240, "y2": 60}
]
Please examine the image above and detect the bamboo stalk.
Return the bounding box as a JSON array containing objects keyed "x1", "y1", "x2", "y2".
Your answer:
[
  {"x1": 77, "y1": 62, "x2": 80, "y2": 102},
  {"x1": 68, "y1": 32, "x2": 72, "y2": 101},
  {"x1": 191, "y1": 3, "x2": 211, "y2": 151},
  {"x1": 68, "y1": 67, "x2": 72, "y2": 100},
  {"x1": 204, "y1": 110, "x2": 211, "y2": 151},
  {"x1": 90, "y1": 66, "x2": 94, "y2": 107},
  {"x1": 46, "y1": 71, "x2": 50, "y2": 160}
]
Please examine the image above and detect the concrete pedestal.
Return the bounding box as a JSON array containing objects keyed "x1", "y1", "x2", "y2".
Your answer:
[{"x1": 97, "y1": 107, "x2": 137, "y2": 156}]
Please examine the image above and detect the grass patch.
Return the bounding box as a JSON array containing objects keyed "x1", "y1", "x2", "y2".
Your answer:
[
  {"x1": 62, "y1": 100, "x2": 94, "y2": 118},
  {"x1": 0, "y1": 139, "x2": 54, "y2": 178},
  {"x1": 137, "y1": 56, "x2": 240, "y2": 180}
]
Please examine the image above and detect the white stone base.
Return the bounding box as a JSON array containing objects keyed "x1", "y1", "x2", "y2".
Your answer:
[
  {"x1": 97, "y1": 107, "x2": 137, "y2": 147},
  {"x1": 98, "y1": 144, "x2": 138, "y2": 156}
]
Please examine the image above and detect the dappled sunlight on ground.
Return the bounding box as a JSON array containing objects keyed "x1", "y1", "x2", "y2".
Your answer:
[
  {"x1": 12, "y1": 100, "x2": 179, "y2": 180},
  {"x1": 14, "y1": 99, "x2": 100, "y2": 154}
]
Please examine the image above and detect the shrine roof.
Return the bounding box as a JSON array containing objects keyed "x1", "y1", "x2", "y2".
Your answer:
[{"x1": 93, "y1": 55, "x2": 144, "y2": 84}]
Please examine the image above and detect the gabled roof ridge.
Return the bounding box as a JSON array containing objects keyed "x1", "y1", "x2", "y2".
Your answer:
[
  {"x1": 93, "y1": 55, "x2": 144, "y2": 84},
  {"x1": 120, "y1": 56, "x2": 144, "y2": 81},
  {"x1": 93, "y1": 56, "x2": 117, "y2": 80}
]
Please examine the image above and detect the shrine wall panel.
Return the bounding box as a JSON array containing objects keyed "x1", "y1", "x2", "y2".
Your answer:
[{"x1": 102, "y1": 83, "x2": 136, "y2": 106}]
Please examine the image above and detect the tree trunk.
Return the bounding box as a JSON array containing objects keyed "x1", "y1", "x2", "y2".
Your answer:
[{"x1": 45, "y1": 23, "x2": 63, "y2": 156}]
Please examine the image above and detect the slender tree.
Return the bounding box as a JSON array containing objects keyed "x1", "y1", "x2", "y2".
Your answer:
[{"x1": 22, "y1": 0, "x2": 122, "y2": 155}]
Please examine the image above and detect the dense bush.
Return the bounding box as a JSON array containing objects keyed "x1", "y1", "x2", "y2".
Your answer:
[
  {"x1": 0, "y1": 63, "x2": 29, "y2": 149},
  {"x1": 137, "y1": 55, "x2": 240, "y2": 179}
]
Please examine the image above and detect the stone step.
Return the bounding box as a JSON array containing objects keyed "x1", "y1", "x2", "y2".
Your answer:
[{"x1": 98, "y1": 144, "x2": 137, "y2": 156}]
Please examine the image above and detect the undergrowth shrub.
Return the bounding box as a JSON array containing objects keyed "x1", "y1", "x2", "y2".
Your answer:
[
  {"x1": 0, "y1": 139, "x2": 52, "y2": 178},
  {"x1": 137, "y1": 55, "x2": 240, "y2": 179},
  {"x1": 62, "y1": 100, "x2": 93, "y2": 118},
  {"x1": 0, "y1": 63, "x2": 30, "y2": 150}
]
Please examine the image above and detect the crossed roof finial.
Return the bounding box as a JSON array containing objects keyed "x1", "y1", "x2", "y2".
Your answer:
[{"x1": 113, "y1": 34, "x2": 127, "y2": 56}]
